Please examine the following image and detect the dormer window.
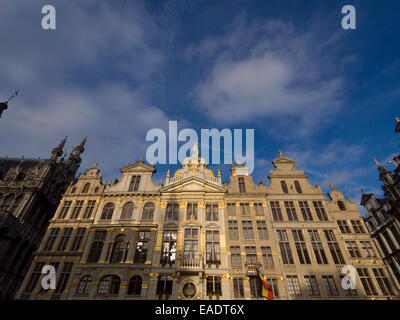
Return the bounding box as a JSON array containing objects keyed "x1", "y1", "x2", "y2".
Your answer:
[
  {"x1": 129, "y1": 175, "x2": 141, "y2": 192},
  {"x1": 281, "y1": 181, "x2": 288, "y2": 194},
  {"x1": 82, "y1": 183, "x2": 90, "y2": 193},
  {"x1": 238, "y1": 177, "x2": 246, "y2": 193},
  {"x1": 337, "y1": 201, "x2": 346, "y2": 211},
  {"x1": 294, "y1": 181, "x2": 302, "y2": 193}
]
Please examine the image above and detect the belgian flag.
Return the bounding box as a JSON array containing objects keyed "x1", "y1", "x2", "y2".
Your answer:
[{"x1": 257, "y1": 269, "x2": 274, "y2": 300}]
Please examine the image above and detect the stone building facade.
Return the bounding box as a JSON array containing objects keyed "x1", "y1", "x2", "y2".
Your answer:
[
  {"x1": 16, "y1": 145, "x2": 398, "y2": 300},
  {"x1": 0, "y1": 137, "x2": 85, "y2": 299},
  {"x1": 360, "y1": 118, "x2": 400, "y2": 292}
]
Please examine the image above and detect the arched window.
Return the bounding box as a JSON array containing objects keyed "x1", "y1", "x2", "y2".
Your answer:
[
  {"x1": 121, "y1": 202, "x2": 134, "y2": 219},
  {"x1": 337, "y1": 201, "x2": 346, "y2": 211},
  {"x1": 82, "y1": 183, "x2": 90, "y2": 193},
  {"x1": 238, "y1": 177, "x2": 246, "y2": 193},
  {"x1": 280, "y1": 181, "x2": 288, "y2": 194},
  {"x1": 142, "y1": 202, "x2": 154, "y2": 220},
  {"x1": 97, "y1": 275, "x2": 121, "y2": 294},
  {"x1": 127, "y1": 275, "x2": 142, "y2": 295},
  {"x1": 71, "y1": 187, "x2": 76, "y2": 194},
  {"x1": 94, "y1": 187, "x2": 99, "y2": 193},
  {"x1": 11, "y1": 195, "x2": 23, "y2": 214},
  {"x1": 1, "y1": 194, "x2": 14, "y2": 211},
  {"x1": 294, "y1": 181, "x2": 302, "y2": 193},
  {"x1": 109, "y1": 235, "x2": 128, "y2": 263},
  {"x1": 77, "y1": 275, "x2": 92, "y2": 294},
  {"x1": 101, "y1": 203, "x2": 114, "y2": 220}
]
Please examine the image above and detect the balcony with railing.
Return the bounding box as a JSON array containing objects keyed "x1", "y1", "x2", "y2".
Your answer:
[{"x1": 178, "y1": 258, "x2": 204, "y2": 271}]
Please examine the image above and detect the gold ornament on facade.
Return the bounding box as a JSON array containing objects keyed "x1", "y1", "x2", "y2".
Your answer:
[
  {"x1": 262, "y1": 201, "x2": 267, "y2": 207},
  {"x1": 235, "y1": 201, "x2": 240, "y2": 206},
  {"x1": 197, "y1": 201, "x2": 206, "y2": 208},
  {"x1": 179, "y1": 201, "x2": 188, "y2": 208},
  {"x1": 160, "y1": 201, "x2": 168, "y2": 208},
  {"x1": 217, "y1": 202, "x2": 227, "y2": 208}
]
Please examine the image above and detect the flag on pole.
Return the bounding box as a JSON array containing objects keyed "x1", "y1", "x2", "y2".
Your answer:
[{"x1": 257, "y1": 269, "x2": 274, "y2": 300}]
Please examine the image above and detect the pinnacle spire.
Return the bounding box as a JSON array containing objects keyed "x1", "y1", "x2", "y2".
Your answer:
[{"x1": 51, "y1": 136, "x2": 67, "y2": 160}]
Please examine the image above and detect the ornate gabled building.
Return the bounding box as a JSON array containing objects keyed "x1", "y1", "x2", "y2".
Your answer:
[
  {"x1": 0, "y1": 137, "x2": 86, "y2": 299},
  {"x1": 360, "y1": 118, "x2": 400, "y2": 291},
  {"x1": 16, "y1": 144, "x2": 398, "y2": 300}
]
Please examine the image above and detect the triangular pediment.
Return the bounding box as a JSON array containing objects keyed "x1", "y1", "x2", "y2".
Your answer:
[
  {"x1": 120, "y1": 160, "x2": 156, "y2": 173},
  {"x1": 162, "y1": 176, "x2": 226, "y2": 192}
]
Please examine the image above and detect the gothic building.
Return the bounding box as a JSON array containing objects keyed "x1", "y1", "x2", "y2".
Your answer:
[
  {"x1": 16, "y1": 145, "x2": 398, "y2": 300},
  {"x1": 0, "y1": 137, "x2": 86, "y2": 299},
  {"x1": 360, "y1": 117, "x2": 400, "y2": 291}
]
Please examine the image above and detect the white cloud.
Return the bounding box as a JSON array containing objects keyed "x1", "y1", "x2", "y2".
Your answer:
[{"x1": 187, "y1": 16, "x2": 347, "y2": 137}]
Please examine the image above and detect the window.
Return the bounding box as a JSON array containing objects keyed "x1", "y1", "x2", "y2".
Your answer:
[
  {"x1": 230, "y1": 246, "x2": 241, "y2": 267},
  {"x1": 55, "y1": 262, "x2": 73, "y2": 294},
  {"x1": 382, "y1": 231, "x2": 397, "y2": 253},
  {"x1": 206, "y1": 276, "x2": 222, "y2": 296},
  {"x1": 238, "y1": 177, "x2": 246, "y2": 193},
  {"x1": 351, "y1": 220, "x2": 366, "y2": 233},
  {"x1": 360, "y1": 241, "x2": 376, "y2": 258},
  {"x1": 376, "y1": 236, "x2": 389, "y2": 256},
  {"x1": 322, "y1": 275, "x2": 338, "y2": 296},
  {"x1": 121, "y1": 202, "x2": 134, "y2": 219},
  {"x1": 337, "y1": 220, "x2": 351, "y2": 233},
  {"x1": 299, "y1": 201, "x2": 313, "y2": 221},
  {"x1": 345, "y1": 241, "x2": 361, "y2": 258},
  {"x1": 257, "y1": 221, "x2": 268, "y2": 240},
  {"x1": 313, "y1": 201, "x2": 328, "y2": 221},
  {"x1": 261, "y1": 246, "x2": 274, "y2": 268},
  {"x1": 156, "y1": 275, "x2": 173, "y2": 297},
  {"x1": 186, "y1": 203, "x2": 198, "y2": 220},
  {"x1": 77, "y1": 275, "x2": 92, "y2": 294},
  {"x1": 183, "y1": 228, "x2": 199, "y2": 259},
  {"x1": 134, "y1": 231, "x2": 150, "y2": 263},
  {"x1": 308, "y1": 230, "x2": 328, "y2": 264},
  {"x1": 206, "y1": 204, "x2": 219, "y2": 221},
  {"x1": 82, "y1": 183, "x2": 90, "y2": 194},
  {"x1": 239, "y1": 203, "x2": 250, "y2": 217},
  {"x1": 270, "y1": 201, "x2": 283, "y2": 221},
  {"x1": 11, "y1": 195, "x2": 23, "y2": 214},
  {"x1": 94, "y1": 187, "x2": 100, "y2": 193},
  {"x1": 373, "y1": 268, "x2": 394, "y2": 296},
  {"x1": 109, "y1": 235, "x2": 128, "y2": 263},
  {"x1": 304, "y1": 275, "x2": 320, "y2": 296},
  {"x1": 24, "y1": 262, "x2": 45, "y2": 293},
  {"x1": 71, "y1": 187, "x2": 76, "y2": 194},
  {"x1": 253, "y1": 203, "x2": 264, "y2": 216},
  {"x1": 388, "y1": 261, "x2": 400, "y2": 285},
  {"x1": 129, "y1": 175, "x2": 141, "y2": 191},
  {"x1": 337, "y1": 201, "x2": 346, "y2": 211},
  {"x1": 98, "y1": 275, "x2": 121, "y2": 295},
  {"x1": 100, "y1": 203, "x2": 114, "y2": 220},
  {"x1": 389, "y1": 225, "x2": 400, "y2": 247},
  {"x1": 294, "y1": 181, "x2": 302, "y2": 193},
  {"x1": 228, "y1": 221, "x2": 239, "y2": 239},
  {"x1": 340, "y1": 275, "x2": 358, "y2": 296},
  {"x1": 249, "y1": 276, "x2": 261, "y2": 298},
  {"x1": 87, "y1": 231, "x2": 106, "y2": 263},
  {"x1": 324, "y1": 230, "x2": 345, "y2": 264},
  {"x1": 277, "y1": 230, "x2": 294, "y2": 264},
  {"x1": 161, "y1": 230, "x2": 177, "y2": 265},
  {"x1": 165, "y1": 203, "x2": 179, "y2": 221},
  {"x1": 227, "y1": 203, "x2": 236, "y2": 216},
  {"x1": 71, "y1": 228, "x2": 86, "y2": 252},
  {"x1": 292, "y1": 230, "x2": 311, "y2": 264},
  {"x1": 245, "y1": 246, "x2": 258, "y2": 266},
  {"x1": 127, "y1": 276, "x2": 142, "y2": 295},
  {"x1": 44, "y1": 228, "x2": 60, "y2": 251},
  {"x1": 70, "y1": 200, "x2": 84, "y2": 219},
  {"x1": 233, "y1": 278, "x2": 244, "y2": 298},
  {"x1": 58, "y1": 201, "x2": 72, "y2": 219},
  {"x1": 280, "y1": 181, "x2": 288, "y2": 193},
  {"x1": 287, "y1": 275, "x2": 301, "y2": 295},
  {"x1": 357, "y1": 268, "x2": 378, "y2": 296},
  {"x1": 83, "y1": 200, "x2": 96, "y2": 219},
  {"x1": 242, "y1": 220, "x2": 254, "y2": 239},
  {"x1": 57, "y1": 228, "x2": 73, "y2": 251},
  {"x1": 206, "y1": 230, "x2": 220, "y2": 264},
  {"x1": 142, "y1": 202, "x2": 155, "y2": 220},
  {"x1": 284, "y1": 201, "x2": 298, "y2": 221}
]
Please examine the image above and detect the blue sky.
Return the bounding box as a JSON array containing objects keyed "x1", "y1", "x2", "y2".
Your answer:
[{"x1": 1, "y1": 0, "x2": 400, "y2": 214}]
